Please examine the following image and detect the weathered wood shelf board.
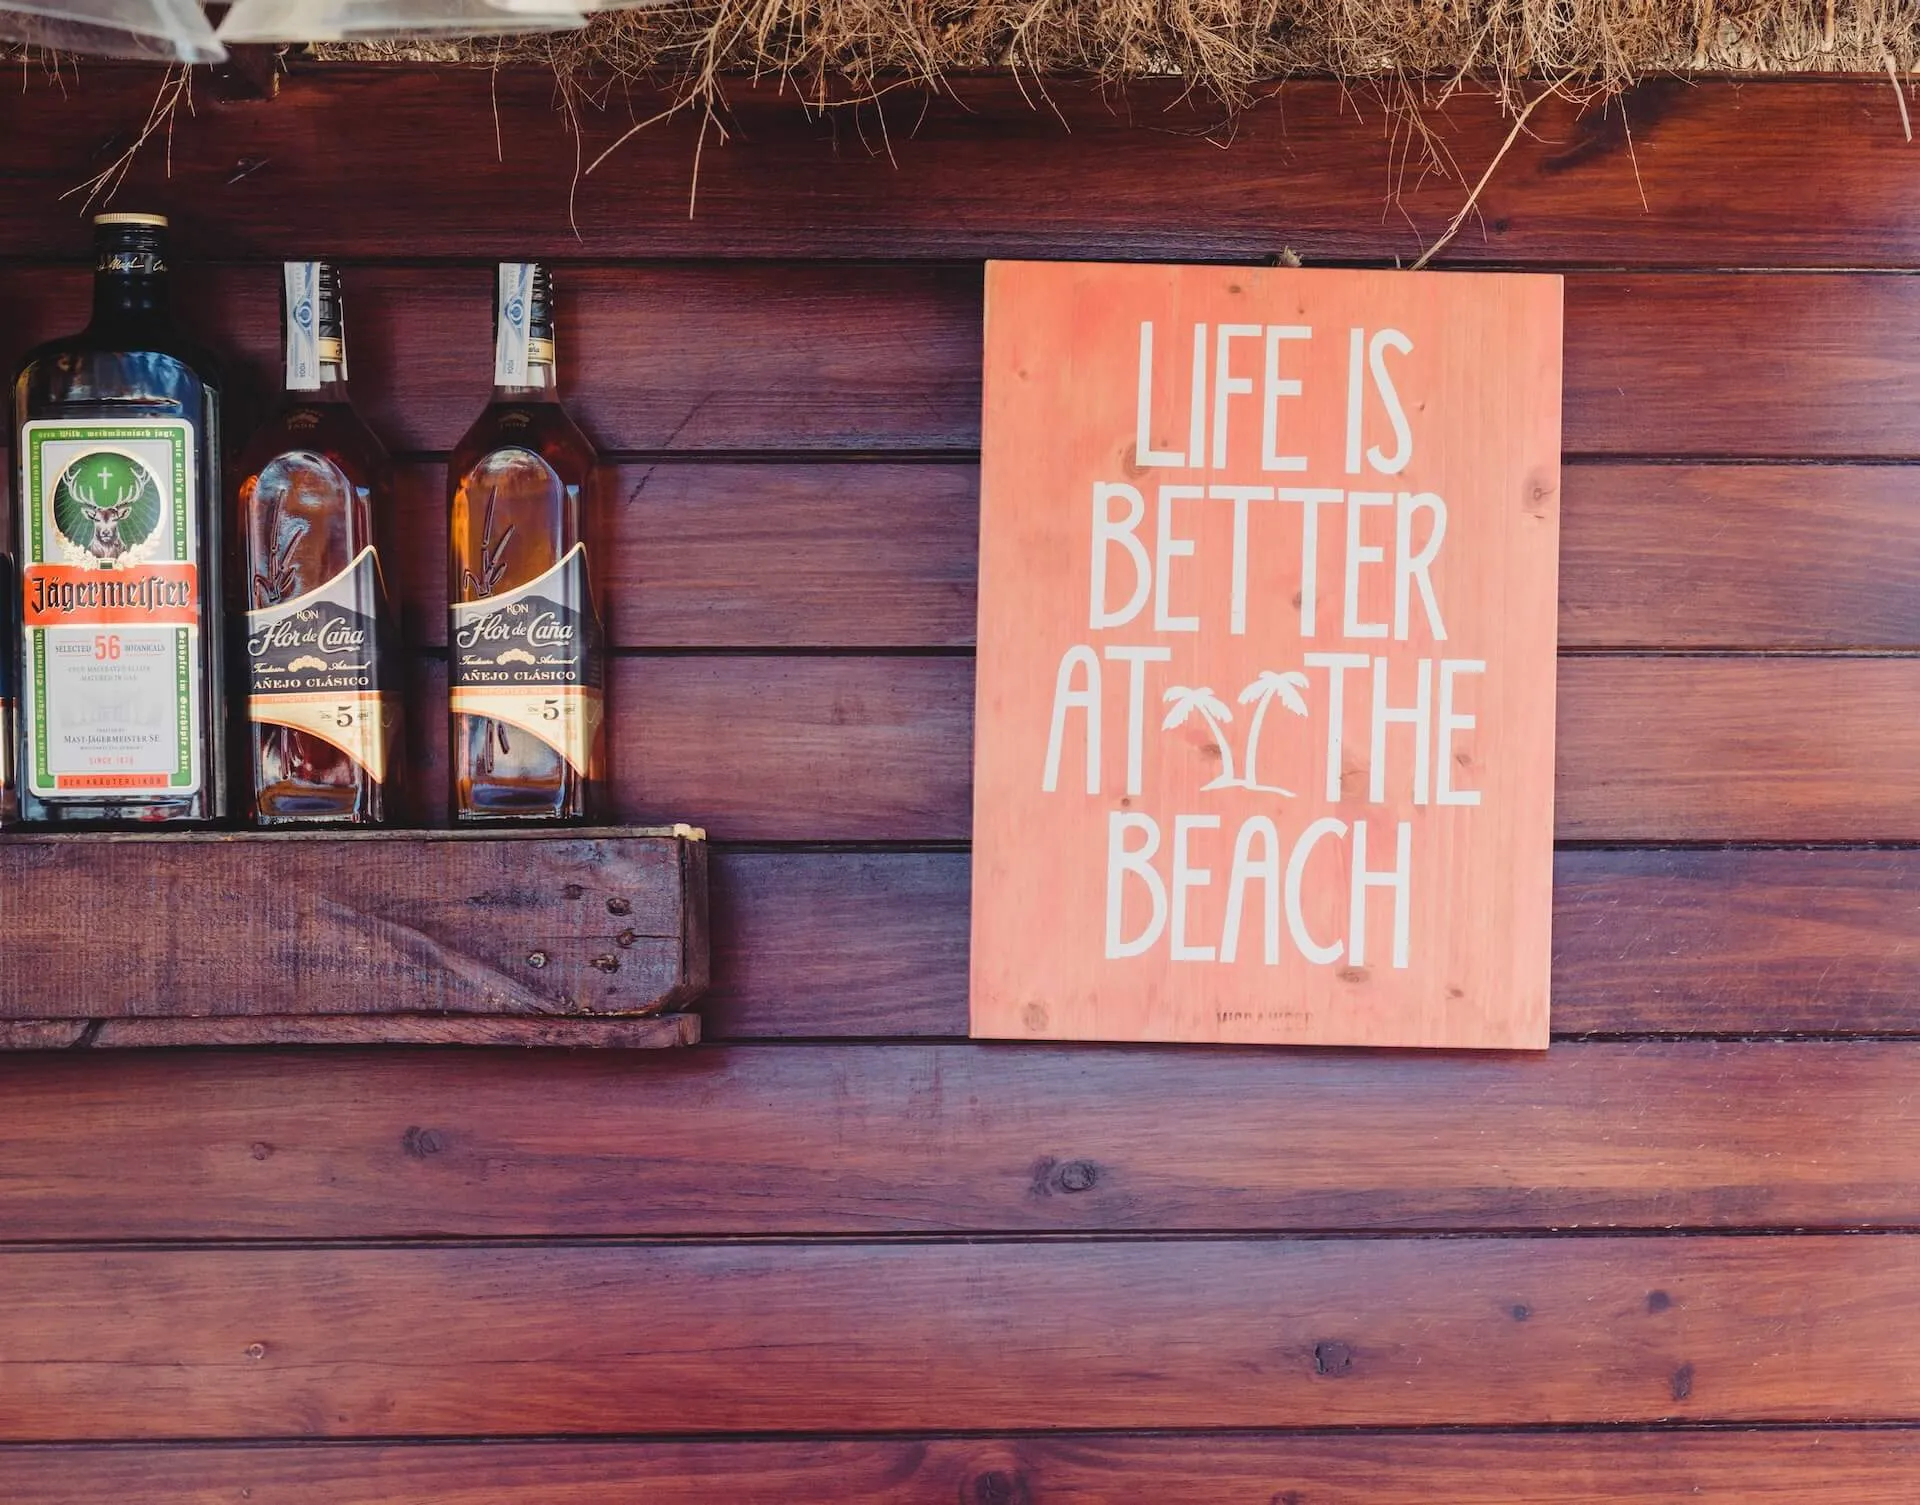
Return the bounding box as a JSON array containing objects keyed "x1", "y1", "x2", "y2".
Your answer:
[{"x1": 0, "y1": 827, "x2": 708, "y2": 1048}]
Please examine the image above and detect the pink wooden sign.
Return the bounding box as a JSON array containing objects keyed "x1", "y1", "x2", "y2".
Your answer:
[{"x1": 971, "y1": 261, "x2": 1563, "y2": 1048}]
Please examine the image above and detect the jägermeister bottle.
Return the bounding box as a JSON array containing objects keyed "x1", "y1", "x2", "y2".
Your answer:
[
  {"x1": 0, "y1": 546, "x2": 14, "y2": 828},
  {"x1": 447, "y1": 262, "x2": 606, "y2": 824},
  {"x1": 235, "y1": 262, "x2": 405, "y2": 825},
  {"x1": 11, "y1": 213, "x2": 227, "y2": 826}
]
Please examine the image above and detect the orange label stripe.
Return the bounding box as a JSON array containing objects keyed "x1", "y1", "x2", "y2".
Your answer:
[{"x1": 22, "y1": 563, "x2": 200, "y2": 628}]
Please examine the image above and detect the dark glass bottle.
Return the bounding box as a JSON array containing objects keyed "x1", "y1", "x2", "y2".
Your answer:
[
  {"x1": 235, "y1": 262, "x2": 405, "y2": 826},
  {"x1": 447, "y1": 262, "x2": 605, "y2": 824},
  {"x1": 10, "y1": 213, "x2": 227, "y2": 826},
  {"x1": 0, "y1": 545, "x2": 14, "y2": 829}
]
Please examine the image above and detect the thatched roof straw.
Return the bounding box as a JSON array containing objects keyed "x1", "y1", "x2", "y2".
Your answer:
[{"x1": 328, "y1": 0, "x2": 1920, "y2": 103}]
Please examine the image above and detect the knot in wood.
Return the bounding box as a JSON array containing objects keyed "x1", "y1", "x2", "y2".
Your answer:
[
  {"x1": 971, "y1": 1471, "x2": 1030, "y2": 1505},
  {"x1": 525, "y1": 950, "x2": 550, "y2": 970},
  {"x1": 403, "y1": 1126, "x2": 447, "y2": 1159},
  {"x1": 591, "y1": 954, "x2": 621, "y2": 973},
  {"x1": 607, "y1": 896, "x2": 633, "y2": 916},
  {"x1": 1313, "y1": 1341, "x2": 1354, "y2": 1377}
]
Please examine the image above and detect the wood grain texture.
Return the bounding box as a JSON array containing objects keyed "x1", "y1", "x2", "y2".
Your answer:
[
  {"x1": 708, "y1": 848, "x2": 970, "y2": 1037},
  {"x1": 14, "y1": 1013, "x2": 702, "y2": 1049},
  {"x1": 406, "y1": 656, "x2": 975, "y2": 840},
  {"x1": 1551, "y1": 847, "x2": 1920, "y2": 1034},
  {"x1": 392, "y1": 460, "x2": 1920, "y2": 651},
  {"x1": 0, "y1": 261, "x2": 982, "y2": 457},
  {"x1": 3, "y1": 1431, "x2": 1916, "y2": 1503},
  {"x1": 4, "y1": 74, "x2": 1920, "y2": 268},
  {"x1": 401, "y1": 656, "x2": 1920, "y2": 841},
  {"x1": 0, "y1": 1040, "x2": 1917, "y2": 1239},
  {"x1": 393, "y1": 460, "x2": 982, "y2": 649},
  {"x1": 2, "y1": 1237, "x2": 1918, "y2": 1435},
  {"x1": 706, "y1": 847, "x2": 1920, "y2": 1039},
  {"x1": 1555, "y1": 657, "x2": 1920, "y2": 841},
  {"x1": 7, "y1": 267, "x2": 1920, "y2": 457},
  {"x1": 1558, "y1": 463, "x2": 1920, "y2": 649},
  {"x1": 0, "y1": 831, "x2": 706, "y2": 1020},
  {"x1": 1, "y1": 74, "x2": 1915, "y2": 1476}
]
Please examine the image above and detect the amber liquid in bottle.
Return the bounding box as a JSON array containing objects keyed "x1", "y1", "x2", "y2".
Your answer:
[
  {"x1": 448, "y1": 263, "x2": 605, "y2": 824},
  {"x1": 11, "y1": 212, "x2": 227, "y2": 827},
  {"x1": 235, "y1": 262, "x2": 405, "y2": 825}
]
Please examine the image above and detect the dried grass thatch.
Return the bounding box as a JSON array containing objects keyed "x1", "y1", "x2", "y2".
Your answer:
[{"x1": 328, "y1": 0, "x2": 1920, "y2": 107}]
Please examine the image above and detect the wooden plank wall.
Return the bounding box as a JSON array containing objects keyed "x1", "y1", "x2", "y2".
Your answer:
[{"x1": 1, "y1": 68, "x2": 1919, "y2": 1499}]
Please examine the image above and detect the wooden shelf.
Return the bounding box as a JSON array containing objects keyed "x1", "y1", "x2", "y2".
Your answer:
[{"x1": 0, "y1": 826, "x2": 708, "y2": 1049}]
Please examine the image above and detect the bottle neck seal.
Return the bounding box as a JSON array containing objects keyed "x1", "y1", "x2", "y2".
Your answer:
[
  {"x1": 284, "y1": 261, "x2": 350, "y2": 393},
  {"x1": 494, "y1": 261, "x2": 556, "y2": 394},
  {"x1": 91, "y1": 221, "x2": 170, "y2": 324}
]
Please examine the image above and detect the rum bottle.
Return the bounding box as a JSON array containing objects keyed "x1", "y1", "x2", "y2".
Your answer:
[
  {"x1": 11, "y1": 213, "x2": 227, "y2": 826},
  {"x1": 235, "y1": 261, "x2": 405, "y2": 825},
  {"x1": 447, "y1": 262, "x2": 605, "y2": 824}
]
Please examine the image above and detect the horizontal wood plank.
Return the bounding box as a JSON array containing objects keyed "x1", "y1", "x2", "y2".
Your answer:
[
  {"x1": 4, "y1": 1431, "x2": 1917, "y2": 1502},
  {"x1": 397, "y1": 656, "x2": 1920, "y2": 841},
  {"x1": 5, "y1": 74, "x2": 1920, "y2": 268},
  {"x1": 0, "y1": 261, "x2": 984, "y2": 456},
  {"x1": 708, "y1": 848, "x2": 970, "y2": 1036},
  {"x1": 389, "y1": 461, "x2": 1920, "y2": 651},
  {"x1": 2, "y1": 1237, "x2": 1918, "y2": 1435},
  {"x1": 1550, "y1": 847, "x2": 1920, "y2": 1034},
  {"x1": 7, "y1": 267, "x2": 1920, "y2": 457},
  {"x1": 2, "y1": 1040, "x2": 1920, "y2": 1239},
  {"x1": 23, "y1": 1013, "x2": 701, "y2": 1049},
  {"x1": 0, "y1": 831, "x2": 705, "y2": 1021},
  {"x1": 1554, "y1": 657, "x2": 1920, "y2": 841},
  {"x1": 1559, "y1": 463, "x2": 1920, "y2": 648},
  {"x1": 392, "y1": 460, "x2": 982, "y2": 650},
  {"x1": 427, "y1": 655, "x2": 975, "y2": 841},
  {"x1": 707, "y1": 847, "x2": 1920, "y2": 1038}
]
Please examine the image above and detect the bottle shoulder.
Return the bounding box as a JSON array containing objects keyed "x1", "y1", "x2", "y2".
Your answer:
[
  {"x1": 450, "y1": 398, "x2": 597, "y2": 484},
  {"x1": 15, "y1": 328, "x2": 221, "y2": 420},
  {"x1": 236, "y1": 398, "x2": 391, "y2": 482}
]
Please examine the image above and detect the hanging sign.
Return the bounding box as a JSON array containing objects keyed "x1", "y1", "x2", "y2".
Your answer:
[{"x1": 970, "y1": 261, "x2": 1563, "y2": 1049}]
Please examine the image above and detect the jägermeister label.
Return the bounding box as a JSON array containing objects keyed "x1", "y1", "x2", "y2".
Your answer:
[
  {"x1": 449, "y1": 542, "x2": 603, "y2": 775},
  {"x1": 245, "y1": 543, "x2": 398, "y2": 783},
  {"x1": 18, "y1": 421, "x2": 201, "y2": 798}
]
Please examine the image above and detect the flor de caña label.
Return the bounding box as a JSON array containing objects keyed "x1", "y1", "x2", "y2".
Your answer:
[
  {"x1": 245, "y1": 544, "x2": 398, "y2": 782},
  {"x1": 449, "y1": 542, "x2": 604, "y2": 775},
  {"x1": 970, "y1": 262, "x2": 1563, "y2": 1050},
  {"x1": 19, "y1": 421, "x2": 203, "y2": 798}
]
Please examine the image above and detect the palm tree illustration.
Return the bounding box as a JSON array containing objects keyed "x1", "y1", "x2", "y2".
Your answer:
[
  {"x1": 1237, "y1": 669, "x2": 1312, "y2": 796},
  {"x1": 1162, "y1": 685, "x2": 1239, "y2": 791}
]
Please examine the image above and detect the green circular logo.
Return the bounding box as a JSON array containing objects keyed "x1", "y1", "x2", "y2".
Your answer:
[{"x1": 53, "y1": 451, "x2": 163, "y2": 562}]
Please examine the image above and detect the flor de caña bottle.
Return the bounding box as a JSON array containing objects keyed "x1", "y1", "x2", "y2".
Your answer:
[
  {"x1": 447, "y1": 262, "x2": 605, "y2": 824},
  {"x1": 11, "y1": 213, "x2": 227, "y2": 826},
  {"x1": 235, "y1": 262, "x2": 404, "y2": 825}
]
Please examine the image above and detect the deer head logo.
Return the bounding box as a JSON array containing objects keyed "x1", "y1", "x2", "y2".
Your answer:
[{"x1": 52, "y1": 453, "x2": 162, "y2": 563}]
